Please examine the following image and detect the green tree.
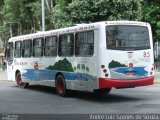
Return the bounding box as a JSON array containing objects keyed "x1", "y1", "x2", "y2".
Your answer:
[
  {"x1": 53, "y1": 0, "x2": 142, "y2": 28},
  {"x1": 1, "y1": 0, "x2": 35, "y2": 35},
  {"x1": 109, "y1": 60, "x2": 127, "y2": 69},
  {"x1": 52, "y1": 0, "x2": 72, "y2": 28},
  {"x1": 142, "y1": 0, "x2": 160, "y2": 42},
  {"x1": 29, "y1": 1, "x2": 42, "y2": 32},
  {"x1": 77, "y1": 64, "x2": 80, "y2": 70},
  {"x1": 46, "y1": 58, "x2": 74, "y2": 72},
  {"x1": 45, "y1": 0, "x2": 56, "y2": 29},
  {"x1": 156, "y1": 22, "x2": 160, "y2": 40}
]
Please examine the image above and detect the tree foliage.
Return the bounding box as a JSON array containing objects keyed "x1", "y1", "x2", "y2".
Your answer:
[
  {"x1": 53, "y1": 0, "x2": 142, "y2": 28},
  {"x1": 52, "y1": 0, "x2": 72, "y2": 28},
  {"x1": 46, "y1": 58, "x2": 74, "y2": 72},
  {"x1": 142, "y1": 0, "x2": 160, "y2": 41},
  {"x1": 0, "y1": 0, "x2": 160, "y2": 52}
]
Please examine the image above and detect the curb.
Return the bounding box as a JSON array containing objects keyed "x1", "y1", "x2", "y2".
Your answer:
[
  {"x1": 154, "y1": 81, "x2": 160, "y2": 84},
  {"x1": 0, "y1": 80, "x2": 14, "y2": 83}
]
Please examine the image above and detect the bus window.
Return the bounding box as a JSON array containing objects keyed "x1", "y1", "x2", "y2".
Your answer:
[
  {"x1": 58, "y1": 34, "x2": 74, "y2": 56},
  {"x1": 106, "y1": 35, "x2": 115, "y2": 47},
  {"x1": 14, "y1": 41, "x2": 22, "y2": 58},
  {"x1": 75, "y1": 31, "x2": 94, "y2": 57},
  {"x1": 7, "y1": 42, "x2": 13, "y2": 65},
  {"x1": 22, "y1": 40, "x2": 32, "y2": 57},
  {"x1": 45, "y1": 36, "x2": 57, "y2": 57},
  {"x1": 33, "y1": 38, "x2": 44, "y2": 57},
  {"x1": 106, "y1": 25, "x2": 150, "y2": 50}
]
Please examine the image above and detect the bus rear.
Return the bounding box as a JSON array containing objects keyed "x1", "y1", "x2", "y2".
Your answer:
[{"x1": 98, "y1": 21, "x2": 154, "y2": 90}]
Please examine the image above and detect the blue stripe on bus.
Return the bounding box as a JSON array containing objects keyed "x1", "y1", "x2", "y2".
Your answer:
[
  {"x1": 22, "y1": 69, "x2": 94, "y2": 81},
  {"x1": 113, "y1": 67, "x2": 148, "y2": 76}
]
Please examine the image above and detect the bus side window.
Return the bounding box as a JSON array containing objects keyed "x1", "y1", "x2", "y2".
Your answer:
[
  {"x1": 45, "y1": 36, "x2": 57, "y2": 57},
  {"x1": 58, "y1": 34, "x2": 74, "y2": 56},
  {"x1": 7, "y1": 42, "x2": 13, "y2": 63},
  {"x1": 33, "y1": 38, "x2": 44, "y2": 57},
  {"x1": 22, "y1": 40, "x2": 32, "y2": 57},
  {"x1": 14, "y1": 41, "x2": 22, "y2": 58},
  {"x1": 75, "y1": 31, "x2": 94, "y2": 57}
]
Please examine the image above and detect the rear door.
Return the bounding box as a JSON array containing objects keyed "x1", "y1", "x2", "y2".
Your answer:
[{"x1": 6, "y1": 42, "x2": 14, "y2": 80}]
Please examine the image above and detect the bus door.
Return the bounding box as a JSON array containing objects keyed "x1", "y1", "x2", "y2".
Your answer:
[
  {"x1": 6, "y1": 42, "x2": 14, "y2": 80},
  {"x1": 75, "y1": 30, "x2": 95, "y2": 89}
]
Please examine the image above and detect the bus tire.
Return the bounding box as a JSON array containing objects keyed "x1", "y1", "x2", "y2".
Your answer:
[
  {"x1": 56, "y1": 75, "x2": 68, "y2": 97},
  {"x1": 16, "y1": 73, "x2": 29, "y2": 88},
  {"x1": 94, "y1": 88, "x2": 111, "y2": 96}
]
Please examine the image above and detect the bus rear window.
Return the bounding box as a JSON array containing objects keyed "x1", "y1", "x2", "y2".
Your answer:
[{"x1": 106, "y1": 25, "x2": 150, "y2": 50}]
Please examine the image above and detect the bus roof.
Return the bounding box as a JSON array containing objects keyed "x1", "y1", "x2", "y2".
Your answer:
[{"x1": 8, "y1": 21, "x2": 149, "y2": 42}]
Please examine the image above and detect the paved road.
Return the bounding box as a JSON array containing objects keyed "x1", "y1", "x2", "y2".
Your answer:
[
  {"x1": 1, "y1": 71, "x2": 160, "y2": 119},
  {"x1": 0, "y1": 81, "x2": 160, "y2": 114}
]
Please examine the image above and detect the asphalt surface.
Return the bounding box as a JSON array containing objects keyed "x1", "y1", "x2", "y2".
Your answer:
[
  {"x1": 0, "y1": 81, "x2": 160, "y2": 114},
  {"x1": 1, "y1": 71, "x2": 160, "y2": 120}
]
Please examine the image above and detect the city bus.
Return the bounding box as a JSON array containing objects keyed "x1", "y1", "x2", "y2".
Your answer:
[{"x1": 6, "y1": 21, "x2": 154, "y2": 97}]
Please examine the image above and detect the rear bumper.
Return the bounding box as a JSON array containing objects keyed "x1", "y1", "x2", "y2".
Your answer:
[{"x1": 99, "y1": 76, "x2": 154, "y2": 89}]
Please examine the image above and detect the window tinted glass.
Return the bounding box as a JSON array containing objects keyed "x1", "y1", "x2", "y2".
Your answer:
[
  {"x1": 7, "y1": 42, "x2": 13, "y2": 63},
  {"x1": 22, "y1": 40, "x2": 32, "y2": 57},
  {"x1": 58, "y1": 34, "x2": 74, "y2": 56},
  {"x1": 14, "y1": 41, "x2": 21, "y2": 58},
  {"x1": 75, "y1": 31, "x2": 94, "y2": 56},
  {"x1": 106, "y1": 25, "x2": 150, "y2": 50},
  {"x1": 33, "y1": 38, "x2": 44, "y2": 57},
  {"x1": 45, "y1": 36, "x2": 57, "y2": 56}
]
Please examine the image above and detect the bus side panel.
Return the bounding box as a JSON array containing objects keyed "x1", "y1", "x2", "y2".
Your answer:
[{"x1": 19, "y1": 55, "x2": 98, "y2": 91}]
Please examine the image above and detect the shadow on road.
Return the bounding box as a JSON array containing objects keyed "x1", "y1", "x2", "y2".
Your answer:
[
  {"x1": 18, "y1": 85, "x2": 57, "y2": 95},
  {"x1": 20, "y1": 85, "x2": 144, "y2": 103},
  {"x1": 68, "y1": 90, "x2": 143, "y2": 103}
]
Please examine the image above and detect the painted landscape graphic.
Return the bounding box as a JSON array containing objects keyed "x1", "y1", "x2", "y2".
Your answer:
[
  {"x1": 46, "y1": 58, "x2": 74, "y2": 72},
  {"x1": 109, "y1": 60, "x2": 127, "y2": 69},
  {"x1": 108, "y1": 60, "x2": 148, "y2": 79},
  {"x1": 74, "y1": 64, "x2": 89, "y2": 72},
  {"x1": 23, "y1": 58, "x2": 94, "y2": 81}
]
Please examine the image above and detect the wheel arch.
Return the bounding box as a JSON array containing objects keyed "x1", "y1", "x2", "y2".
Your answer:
[
  {"x1": 55, "y1": 72, "x2": 69, "y2": 97},
  {"x1": 55, "y1": 72, "x2": 65, "y2": 82},
  {"x1": 15, "y1": 70, "x2": 21, "y2": 80}
]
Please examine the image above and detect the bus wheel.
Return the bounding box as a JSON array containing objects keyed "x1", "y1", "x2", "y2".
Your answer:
[
  {"x1": 94, "y1": 88, "x2": 111, "y2": 96},
  {"x1": 56, "y1": 75, "x2": 67, "y2": 97},
  {"x1": 16, "y1": 73, "x2": 29, "y2": 88}
]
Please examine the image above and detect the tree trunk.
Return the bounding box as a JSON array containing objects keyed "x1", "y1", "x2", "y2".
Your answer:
[
  {"x1": 51, "y1": 0, "x2": 53, "y2": 9},
  {"x1": 31, "y1": 15, "x2": 36, "y2": 33},
  {"x1": 45, "y1": 0, "x2": 50, "y2": 12},
  {"x1": 9, "y1": 24, "x2": 13, "y2": 37},
  {"x1": 19, "y1": 21, "x2": 22, "y2": 35},
  {"x1": 18, "y1": 22, "x2": 22, "y2": 35}
]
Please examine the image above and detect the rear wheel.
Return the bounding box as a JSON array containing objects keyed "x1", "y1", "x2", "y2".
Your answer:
[
  {"x1": 16, "y1": 73, "x2": 29, "y2": 88},
  {"x1": 94, "y1": 88, "x2": 111, "y2": 96},
  {"x1": 56, "y1": 75, "x2": 68, "y2": 97}
]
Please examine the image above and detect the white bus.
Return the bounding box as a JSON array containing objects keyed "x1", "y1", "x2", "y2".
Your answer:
[{"x1": 6, "y1": 21, "x2": 154, "y2": 96}]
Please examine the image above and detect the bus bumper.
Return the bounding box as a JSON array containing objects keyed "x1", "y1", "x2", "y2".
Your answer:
[{"x1": 98, "y1": 76, "x2": 154, "y2": 89}]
